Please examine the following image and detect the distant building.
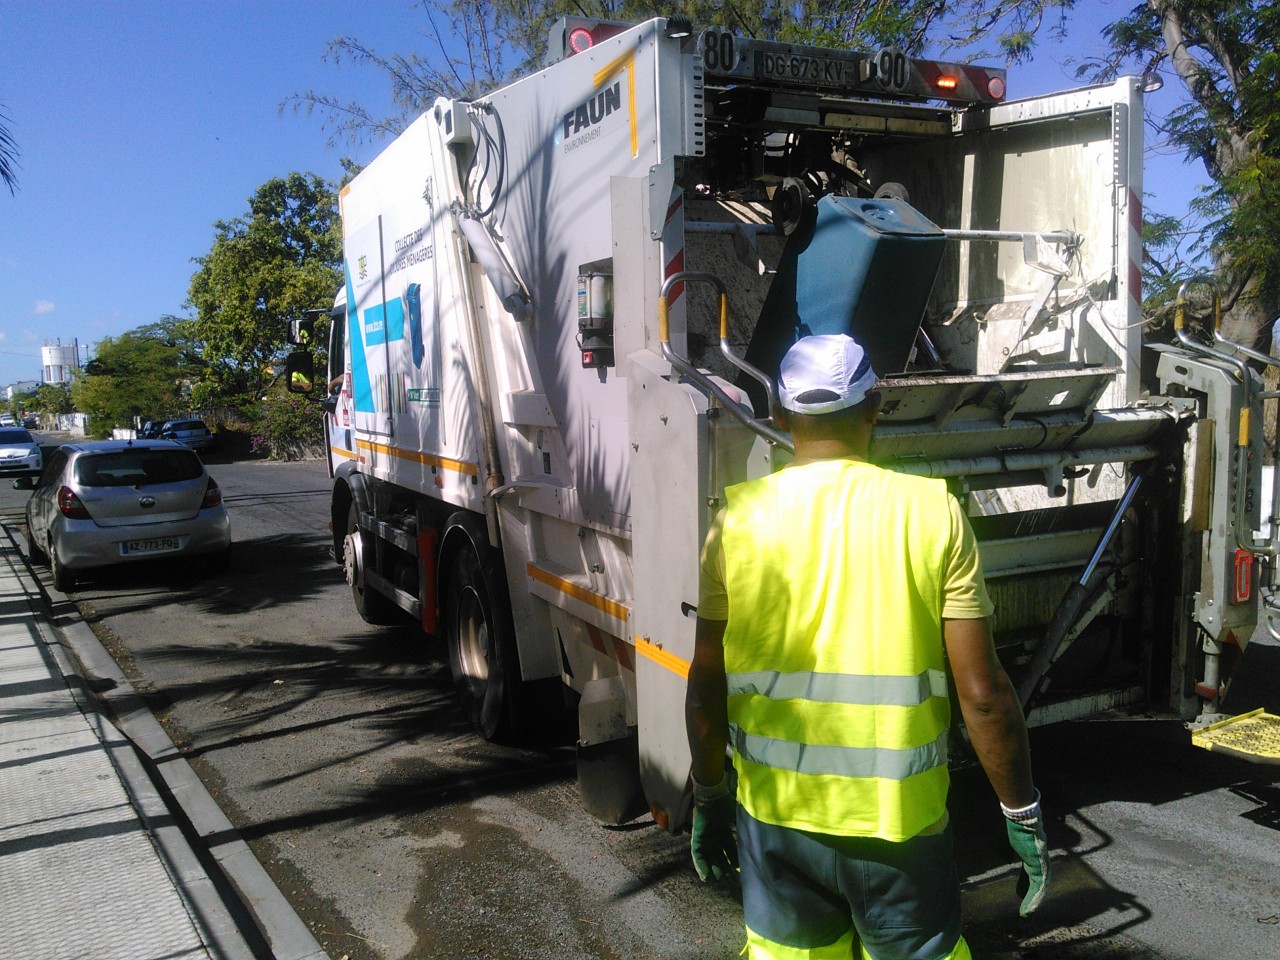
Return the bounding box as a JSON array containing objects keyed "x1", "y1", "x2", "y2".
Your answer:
[
  {"x1": 42, "y1": 339, "x2": 82, "y2": 384},
  {"x1": 6, "y1": 381, "x2": 39, "y2": 400}
]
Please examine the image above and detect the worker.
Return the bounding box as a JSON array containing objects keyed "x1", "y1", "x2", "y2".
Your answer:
[{"x1": 685, "y1": 333, "x2": 1049, "y2": 959}]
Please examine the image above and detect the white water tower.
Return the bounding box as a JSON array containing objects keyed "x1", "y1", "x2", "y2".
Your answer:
[{"x1": 42, "y1": 339, "x2": 81, "y2": 383}]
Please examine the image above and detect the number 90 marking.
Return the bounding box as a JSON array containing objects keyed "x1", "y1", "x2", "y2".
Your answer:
[{"x1": 876, "y1": 47, "x2": 909, "y2": 91}]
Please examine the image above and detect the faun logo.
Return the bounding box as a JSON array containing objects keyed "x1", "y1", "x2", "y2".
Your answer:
[
  {"x1": 556, "y1": 81, "x2": 626, "y2": 156},
  {"x1": 560, "y1": 82, "x2": 622, "y2": 142},
  {"x1": 358, "y1": 254, "x2": 368, "y2": 281}
]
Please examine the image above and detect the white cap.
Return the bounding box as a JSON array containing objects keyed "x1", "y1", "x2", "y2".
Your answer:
[{"x1": 778, "y1": 334, "x2": 878, "y2": 414}]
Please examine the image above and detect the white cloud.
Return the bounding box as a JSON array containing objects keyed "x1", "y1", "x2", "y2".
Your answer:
[{"x1": 33, "y1": 300, "x2": 55, "y2": 315}]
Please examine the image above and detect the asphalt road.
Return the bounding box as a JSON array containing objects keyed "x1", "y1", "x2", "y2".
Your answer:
[{"x1": 4, "y1": 439, "x2": 1280, "y2": 960}]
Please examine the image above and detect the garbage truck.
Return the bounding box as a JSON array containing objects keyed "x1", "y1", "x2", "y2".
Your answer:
[{"x1": 286, "y1": 16, "x2": 1280, "y2": 829}]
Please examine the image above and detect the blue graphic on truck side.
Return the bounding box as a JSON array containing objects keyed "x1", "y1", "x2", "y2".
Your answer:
[
  {"x1": 345, "y1": 262, "x2": 374, "y2": 413},
  {"x1": 407, "y1": 283, "x2": 424, "y2": 368}
]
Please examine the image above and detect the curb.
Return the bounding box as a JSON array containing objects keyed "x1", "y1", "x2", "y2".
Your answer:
[{"x1": 6, "y1": 524, "x2": 330, "y2": 960}]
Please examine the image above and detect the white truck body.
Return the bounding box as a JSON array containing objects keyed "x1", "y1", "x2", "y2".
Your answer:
[{"x1": 306, "y1": 18, "x2": 1277, "y2": 828}]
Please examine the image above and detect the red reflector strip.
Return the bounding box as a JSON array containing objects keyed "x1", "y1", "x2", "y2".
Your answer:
[{"x1": 1233, "y1": 549, "x2": 1253, "y2": 604}]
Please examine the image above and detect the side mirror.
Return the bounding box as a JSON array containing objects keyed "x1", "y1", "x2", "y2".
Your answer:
[
  {"x1": 286, "y1": 351, "x2": 316, "y2": 395},
  {"x1": 12, "y1": 476, "x2": 35, "y2": 490}
]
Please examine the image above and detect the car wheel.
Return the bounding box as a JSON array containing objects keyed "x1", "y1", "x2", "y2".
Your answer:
[
  {"x1": 26, "y1": 524, "x2": 47, "y2": 565},
  {"x1": 343, "y1": 503, "x2": 399, "y2": 625},
  {"x1": 49, "y1": 539, "x2": 75, "y2": 592}
]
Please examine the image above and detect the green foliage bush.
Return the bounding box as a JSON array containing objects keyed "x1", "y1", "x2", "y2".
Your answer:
[{"x1": 252, "y1": 391, "x2": 324, "y2": 461}]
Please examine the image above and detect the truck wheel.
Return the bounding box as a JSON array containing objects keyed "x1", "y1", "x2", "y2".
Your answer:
[
  {"x1": 442, "y1": 543, "x2": 516, "y2": 742},
  {"x1": 344, "y1": 503, "x2": 399, "y2": 625}
]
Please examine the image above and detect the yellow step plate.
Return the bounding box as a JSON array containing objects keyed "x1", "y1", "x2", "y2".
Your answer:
[{"x1": 1191, "y1": 708, "x2": 1280, "y2": 764}]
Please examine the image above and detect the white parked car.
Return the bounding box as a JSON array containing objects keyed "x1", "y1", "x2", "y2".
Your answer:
[
  {"x1": 0, "y1": 427, "x2": 42, "y2": 478},
  {"x1": 159, "y1": 418, "x2": 215, "y2": 451},
  {"x1": 18, "y1": 439, "x2": 231, "y2": 591},
  {"x1": 0, "y1": 413, "x2": 16, "y2": 427}
]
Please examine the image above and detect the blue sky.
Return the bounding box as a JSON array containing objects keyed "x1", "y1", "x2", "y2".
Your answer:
[{"x1": 0, "y1": 0, "x2": 1201, "y2": 391}]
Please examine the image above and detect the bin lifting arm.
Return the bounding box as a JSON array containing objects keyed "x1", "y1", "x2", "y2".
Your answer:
[{"x1": 657, "y1": 272, "x2": 794, "y2": 454}]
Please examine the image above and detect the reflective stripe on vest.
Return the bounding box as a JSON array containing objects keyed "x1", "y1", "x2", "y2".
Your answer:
[
  {"x1": 731, "y1": 724, "x2": 949, "y2": 781},
  {"x1": 727, "y1": 668, "x2": 948, "y2": 707}
]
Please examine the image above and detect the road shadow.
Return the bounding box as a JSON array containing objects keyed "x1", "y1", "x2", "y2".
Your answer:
[
  {"x1": 61, "y1": 530, "x2": 340, "y2": 621},
  {"x1": 947, "y1": 714, "x2": 1280, "y2": 957}
]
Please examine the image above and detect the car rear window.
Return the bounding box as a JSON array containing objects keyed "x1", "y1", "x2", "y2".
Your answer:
[
  {"x1": 74, "y1": 449, "x2": 204, "y2": 487},
  {"x1": 166, "y1": 420, "x2": 207, "y2": 431},
  {"x1": 0, "y1": 429, "x2": 33, "y2": 443}
]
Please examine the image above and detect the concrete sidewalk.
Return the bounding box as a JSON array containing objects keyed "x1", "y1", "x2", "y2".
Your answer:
[{"x1": 0, "y1": 527, "x2": 327, "y2": 960}]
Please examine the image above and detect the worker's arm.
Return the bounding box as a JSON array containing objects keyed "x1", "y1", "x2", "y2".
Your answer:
[
  {"x1": 946, "y1": 615, "x2": 1049, "y2": 916},
  {"x1": 686, "y1": 616, "x2": 729, "y2": 788},
  {"x1": 684, "y1": 615, "x2": 736, "y2": 882},
  {"x1": 944, "y1": 615, "x2": 1034, "y2": 807}
]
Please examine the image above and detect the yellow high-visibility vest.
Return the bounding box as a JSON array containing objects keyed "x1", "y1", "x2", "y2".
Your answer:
[{"x1": 721, "y1": 459, "x2": 954, "y2": 841}]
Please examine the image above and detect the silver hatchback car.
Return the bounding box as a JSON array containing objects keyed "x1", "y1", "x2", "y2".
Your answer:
[{"x1": 18, "y1": 439, "x2": 231, "y2": 591}]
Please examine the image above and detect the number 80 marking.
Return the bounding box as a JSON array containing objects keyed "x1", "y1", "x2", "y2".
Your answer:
[{"x1": 703, "y1": 31, "x2": 735, "y2": 72}]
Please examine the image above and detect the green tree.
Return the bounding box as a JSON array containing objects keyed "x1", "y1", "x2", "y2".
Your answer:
[
  {"x1": 71, "y1": 318, "x2": 196, "y2": 436},
  {"x1": 31, "y1": 382, "x2": 73, "y2": 420},
  {"x1": 1064, "y1": 0, "x2": 1278, "y2": 351},
  {"x1": 0, "y1": 100, "x2": 18, "y2": 195},
  {"x1": 187, "y1": 173, "x2": 342, "y2": 405},
  {"x1": 251, "y1": 391, "x2": 326, "y2": 461}
]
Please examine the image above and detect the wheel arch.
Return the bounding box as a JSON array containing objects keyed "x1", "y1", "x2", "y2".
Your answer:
[
  {"x1": 331, "y1": 463, "x2": 368, "y2": 563},
  {"x1": 438, "y1": 509, "x2": 490, "y2": 602}
]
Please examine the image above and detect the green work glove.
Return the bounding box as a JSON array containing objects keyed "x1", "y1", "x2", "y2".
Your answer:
[
  {"x1": 690, "y1": 780, "x2": 737, "y2": 883},
  {"x1": 1003, "y1": 789, "x2": 1050, "y2": 916}
]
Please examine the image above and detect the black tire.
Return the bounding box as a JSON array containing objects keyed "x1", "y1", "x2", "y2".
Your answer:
[
  {"x1": 343, "y1": 502, "x2": 399, "y2": 625},
  {"x1": 26, "y1": 525, "x2": 47, "y2": 565},
  {"x1": 442, "y1": 542, "x2": 518, "y2": 742},
  {"x1": 50, "y1": 539, "x2": 75, "y2": 592}
]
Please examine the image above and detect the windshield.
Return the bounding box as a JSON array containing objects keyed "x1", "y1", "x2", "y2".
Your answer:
[
  {"x1": 0, "y1": 429, "x2": 33, "y2": 444},
  {"x1": 74, "y1": 449, "x2": 203, "y2": 487}
]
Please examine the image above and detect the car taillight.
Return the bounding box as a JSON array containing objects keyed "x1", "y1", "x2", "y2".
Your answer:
[
  {"x1": 57, "y1": 486, "x2": 91, "y2": 520},
  {"x1": 202, "y1": 478, "x2": 223, "y2": 509}
]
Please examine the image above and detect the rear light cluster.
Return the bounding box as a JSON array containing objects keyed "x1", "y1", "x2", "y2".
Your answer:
[
  {"x1": 202, "y1": 478, "x2": 223, "y2": 509},
  {"x1": 57, "y1": 485, "x2": 91, "y2": 520}
]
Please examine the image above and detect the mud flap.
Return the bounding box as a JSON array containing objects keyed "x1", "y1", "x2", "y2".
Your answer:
[{"x1": 577, "y1": 734, "x2": 648, "y2": 825}]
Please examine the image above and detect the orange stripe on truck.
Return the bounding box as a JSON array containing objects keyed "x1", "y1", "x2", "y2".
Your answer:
[
  {"x1": 356, "y1": 439, "x2": 478, "y2": 476},
  {"x1": 634, "y1": 637, "x2": 690, "y2": 679},
  {"x1": 526, "y1": 563, "x2": 630, "y2": 623}
]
